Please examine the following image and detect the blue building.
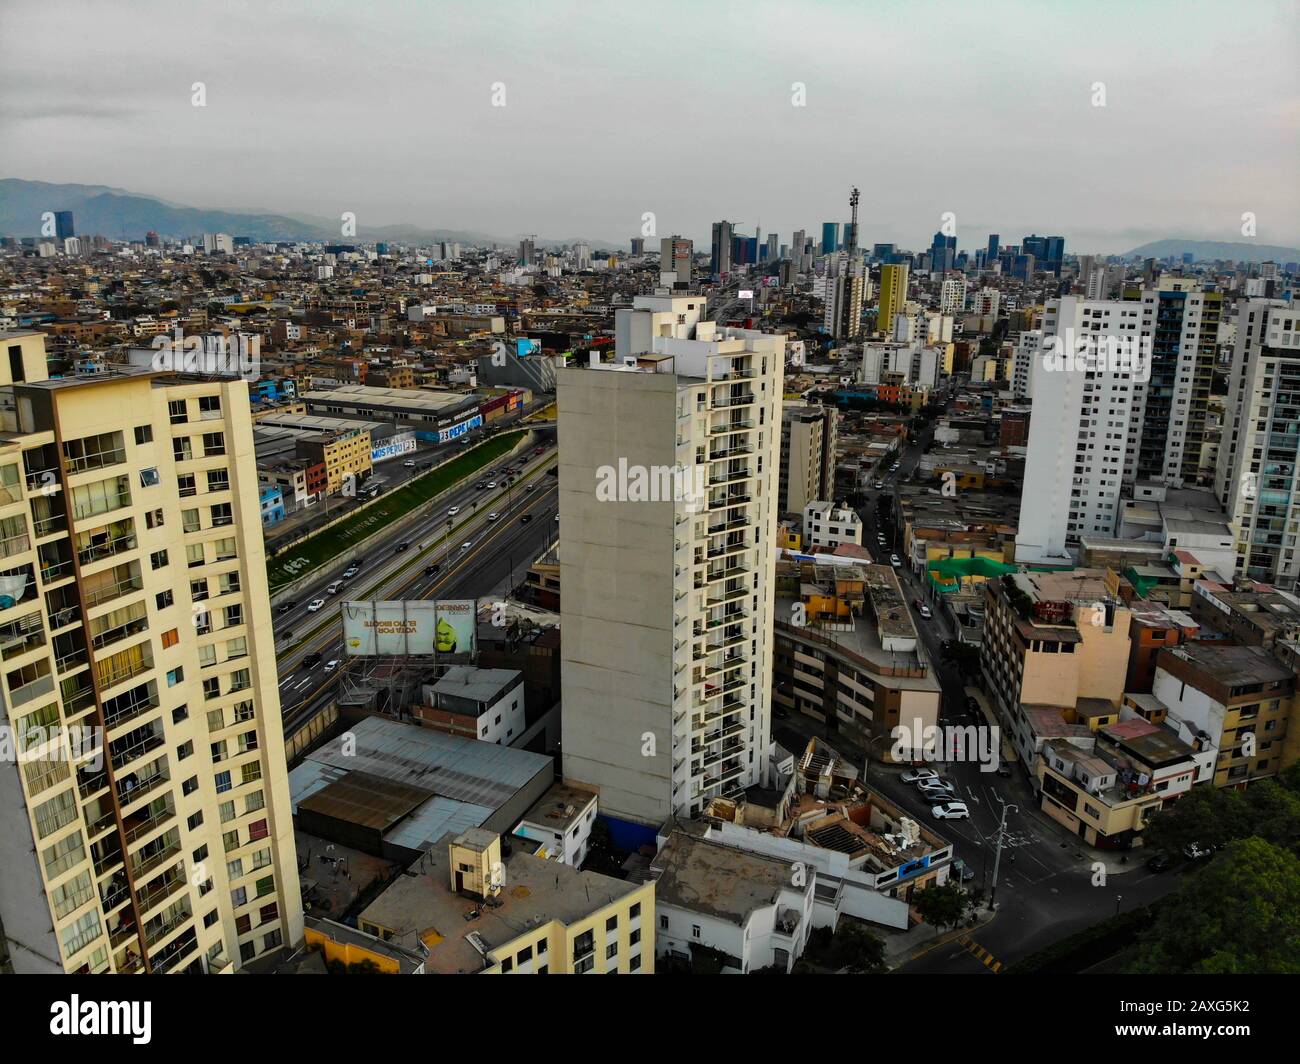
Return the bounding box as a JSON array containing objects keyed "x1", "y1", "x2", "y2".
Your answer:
[
  {"x1": 260, "y1": 484, "x2": 286, "y2": 526},
  {"x1": 821, "y1": 222, "x2": 839, "y2": 254}
]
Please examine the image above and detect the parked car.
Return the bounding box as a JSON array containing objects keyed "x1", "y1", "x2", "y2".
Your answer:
[
  {"x1": 932, "y1": 801, "x2": 970, "y2": 820},
  {"x1": 919, "y1": 782, "x2": 958, "y2": 802},
  {"x1": 1145, "y1": 851, "x2": 1174, "y2": 873},
  {"x1": 326, "y1": 580, "x2": 344, "y2": 595},
  {"x1": 1183, "y1": 841, "x2": 1214, "y2": 861},
  {"x1": 951, "y1": 858, "x2": 976, "y2": 883},
  {"x1": 306, "y1": 598, "x2": 325, "y2": 612},
  {"x1": 901, "y1": 768, "x2": 941, "y2": 784}
]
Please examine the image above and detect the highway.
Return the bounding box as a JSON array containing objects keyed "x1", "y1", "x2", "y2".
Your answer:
[{"x1": 271, "y1": 437, "x2": 560, "y2": 734}]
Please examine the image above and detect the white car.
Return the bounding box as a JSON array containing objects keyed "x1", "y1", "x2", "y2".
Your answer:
[
  {"x1": 918, "y1": 604, "x2": 932, "y2": 619},
  {"x1": 487, "y1": 512, "x2": 500, "y2": 522},
  {"x1": 890, "y1": 554, "x2": 902, "y2": 567},
  {"x1": 342, "y1": 565, "x2": 359, "y2": 579},
  {"x1": 460, "y1": 541, "x2": 472, "y2": 551},
  {"x1": 932, "y1": 801, "x2": 970, "y2": 820},
  {"x1": 486, "y1": 481, "x2": 497, "y2": 489},
  {"x1": 324, "y1": 659, "x2": 340, "y2": 672},
  {"x1": 901, "y1": 768, "x2": 940, "y2": 784},
  {"x1": 306, "y1": 598, "x2": 325, "y2": 612},
  {"x1": 403, "y1": 459, "x2": 416, "y2": 467},
  {"x1": 447, "y1": 505, "x2": 460, "y2": 516}
]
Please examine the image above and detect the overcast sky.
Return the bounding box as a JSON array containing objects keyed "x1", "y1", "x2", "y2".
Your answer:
[{"x1": 3, "y1": 0, "x2": 1297, "y2": 253}]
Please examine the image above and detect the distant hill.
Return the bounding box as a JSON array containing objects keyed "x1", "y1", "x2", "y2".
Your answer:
[
  {"x1": 1122, "y1": 238, "x2": 1300, "y2": 264},
  {"x1": 0, "y1": 178, "x2": 618, "y2": 249}
]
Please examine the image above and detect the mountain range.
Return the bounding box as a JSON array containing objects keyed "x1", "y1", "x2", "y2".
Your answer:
[{"x1": 0, "y1": 179, "x2": 619, "y2": 250}]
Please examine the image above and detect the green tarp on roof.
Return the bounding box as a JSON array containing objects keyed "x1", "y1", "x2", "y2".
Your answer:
[{"x1": 926, "y1": 556, "x2": 1018, "y2": 591}]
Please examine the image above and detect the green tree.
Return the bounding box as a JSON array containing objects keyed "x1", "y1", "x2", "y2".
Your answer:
[
  {"x1": 1129, "y1": 837, "x2": 1300, "y2": 974},
  {"x1": 837, "y1": 921, "x2": 887, "y2": 974},
  {"x1": 911, "y1": 882, "x2": 970, "y2": 930}
]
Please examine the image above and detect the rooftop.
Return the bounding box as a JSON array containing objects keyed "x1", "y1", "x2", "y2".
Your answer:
[{"x1": 650, "y1": 830, "x2": 796, "y2": 927}]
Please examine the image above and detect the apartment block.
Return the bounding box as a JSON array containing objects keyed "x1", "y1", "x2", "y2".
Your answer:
[
  {"x1": 779, "y1": 402, "x2": 838, "y2": 517},
  {"x1": 1213, "y1": 297, "x2": 1300, "y2": 587},
  {"x1": 0, "y1": 331, "x2": 300, "y2": 974},
  {"x1": 558, "y1": 295, "x2": 784, "y2": 828},
  {"x1": 876, "y1": 264, "x2": 909, "y2": 338},
  {"x1": 979, "y1": 568, "x2": 1132, "y2": 770},
  {"x1": 357, "y1": 828, "x2": 654, "y2": 974}
]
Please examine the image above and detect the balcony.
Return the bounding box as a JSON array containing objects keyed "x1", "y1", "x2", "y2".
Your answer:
[
  {"x1": 708, "y1": 418, "x2": 753, "y2": 435},
  {"x1": 136, "y1": 862, "x2": 187, "y2": 916},
  {"x1": 96, "y1": 650, "x2": 153, "y2": 694},
  {"x1": 109, "y1": 916, "x2": 140, "y2": 950},
  {"x1": 150, "y1": 929, "x2": 199, "y2": 974},
  {"x1": 117, "y1": 763, "x2": 169, "y2": 808},
  {"x1": 77, "y1": 533, "x2": 137, "y2": 568},
  {"x1": 104, "y1": 683, "x2": 161, "y2": 733},
  {"x1": 707, "y1": 493, "x2": 750, "y2": 511},
  {"x1": 143, "y1": 904, "x2": 192, "y2": 949},
  {"x1": 132, "y1": 836, "x2": 183, "y2": 884},
  {"x1": 91, "y1": 615, "x2": 149, "y2": 653},
  {"x1": 123, "y1": 797, "x2": 176, "y2": 846},
  {"x1": 84, "y1": 569, "x2": 144, "y2": 609},
  {"x1": 109, "y1": 726, "x2": 165, "y2": 772},
  {"x1": 708, "y1": 467, "x2": 751, "y2": 487},
  {"x1": 6, "y1": 669, "x2": 55, "y2": 707}
]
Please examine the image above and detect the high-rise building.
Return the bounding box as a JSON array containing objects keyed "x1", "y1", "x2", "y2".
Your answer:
[
  {"x1": 1133, "y1": 279, "x2": 1222, "y2": 486},
  {"x1": 1022, "y1": 234, "x2": 1064, "y2": 276},
  {"x1": 1215, "y1": 297, "x2": 1300, "y2": 586},
  {"x1": 986, "y1": 234, "x2": 999, "y2": 263},
  {"x1": 659, "y1": 236, "x2": 692, "y2": 285},
  {"x1": 202, "y1": 233, "x2": 233, "y2": 255},
  {"x1": 939, "y1": 277, "x2": 966, "y2": 315},
  {"x1": 518, "y1": 236, "x2": 536, "y2": 267},
  {"x1": 780, "y1": 403, "x2": 838, "y2": 517},
  {"x1": 766, "y1": 233, "x2": 778, "y2": 263},
  {"x1": 1015, "y1": 296, "x2": 1147, "y2": 562},
  {"x1": 630, "y1": 237, "x2": 645, "y2": 256},
  {"x1": 557, "y1": 296, "x2": 784, "y2": 828},
  {"x1": 54, "y1": 211, "x2": 75, "y2": 240},
  {"x1": 791, "y1": 230, "x2": 806, "y2": 272},
  {"x1": 876, "y1": 263, "x2": 909, "y2": 337},
  {"x1": 823, "y1": 256, "x2": 865, "y2": 341},
  {"x1": 710, "y1": 220, "x2": 733, "y2": 278},
  {"x1": 0, "y1": 332, "x2": 301, "y2": 974},
  {"x1": 821, "y1": 223, "x2": 839, "y2": 256}
]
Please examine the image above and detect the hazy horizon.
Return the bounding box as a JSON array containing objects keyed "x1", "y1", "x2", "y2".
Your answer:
[{"x1": 3, "y1": 0, "x2": 1297, "y2": 253}]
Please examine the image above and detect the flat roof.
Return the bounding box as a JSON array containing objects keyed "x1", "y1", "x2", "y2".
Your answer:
[
  {"x1": 430, "y1": 666, "x2": 522, "y2": 705},
  {"x1": 651, "y1": 830, "x2": 794, "y2": 926}
]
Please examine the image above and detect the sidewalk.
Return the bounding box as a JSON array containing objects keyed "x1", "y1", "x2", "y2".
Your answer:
[{"x1": 882, "y1": 906, "x2": 999, "y2": 969}]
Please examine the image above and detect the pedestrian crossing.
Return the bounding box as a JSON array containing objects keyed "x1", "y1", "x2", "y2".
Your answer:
[{"x1": 956, "y1": 934, "x2": 1003, "y2": 973}]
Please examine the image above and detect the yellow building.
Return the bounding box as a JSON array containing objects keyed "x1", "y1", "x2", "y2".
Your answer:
[
  {"x1": 358, "y1": 829, "x2": 654, "y2": 974},
  {"x1": 876, "y1": 264, "x2": 909, "y2": 338},
  {"x1": 0, "y1": 331, "x2": 301, "y2": 974},
  {"x1": 295, "y1": 425, "x2": 371, "y2": 494}
]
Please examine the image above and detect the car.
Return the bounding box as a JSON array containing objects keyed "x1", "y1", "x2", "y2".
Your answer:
[
  {"x1": 917, "y1": 603, "x2": 932, "y2": 619},
  {"x1": 486, "y1": 481, "x2": 497, "y2": 489},
  {"x1": 554, "y1": 514, "x2": 560, "y2": 523},
  {"x1": 1183, "y1": 841, "x2": 1214, "y2": 861},
  {"x1": 325, "y1": 580, "x2": 343, "y2": 595},
  {"x1": 520, "y1": 514, "x2": 533, "y2": 523},
  {"x1": 918, "y1": 778, "x2": 957, "y2": 796},
  {"x1": 302, "y1": 652, "x2": 322, "y2": 667},
  {"x1": 475, "y1": 481, "x2": 487, "y2": 490},
  {"x1": 424, "y1": 563, "x2": 440, "y2": 576},
  {"x1": 533, "y1": 447, "x2": 545, "y2": 456},
  {"x1": 276, "y1": 602, "x2": 294, "y2": 614},
  {"x1": 487, "y1": 512, "x2": 500, "y2": 522},
  {"x1": 403, "y1": 459, "x2": 416, "y2": 468},
  {"x1": 324, "y1": 659, "x2": 340, "y2": 672},
  {"x1": 307, "y1": 598, "x2": 325, "y2": 612},
  {"x1": 1145, "y1": 852, "x2": 1174, "y2": 873},
  {"x1": 873, "y1": 480, "x2": 885, "y2": 490},
  {"x1": 890, "y1": 554, "x2": 902, "y2": 567},
  {"x1": 460, "y1": 541, "x2": 472, "y2": 551},
  {"x1": 395, "y1": 542, "x2": 409, "y2": 553},
  {"x1": 447, "y1": 505, "x2": 461, "y2": 516},
  {"x1": 932, "y1": 801, "x2": 970, "y2": 820},
  {"x1": 342, "y1": 565, "x2": 359, "y2": 579},
  {"x1": 920, "y1": 786, "x2": 958, "y2": 805},
  {"x1": 951, "y1": 858, "x2": 976, "y2": 883},
  {"x1": 901, "y1": 768, "x2": 941, "y2": 784},
  {"x1": 525, "y1": 482, "x2": 536, "y2": 492}
]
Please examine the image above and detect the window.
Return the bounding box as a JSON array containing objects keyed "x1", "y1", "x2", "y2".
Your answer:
[
  {"x1": 228, "y1": 858, "x2": 244, "y2": 879},
  {"x1": 202, "y1": 432, "x2": 226, "y2": 457},
  {"x1": 223, "y1": 830, "x2": 241, "y2": 854},
  {"x1": 262, "y1": 929, "x2": 282, "y2": 951},
  {"x1": 186, "y1": 811, "x2": 203, "y2": 831},
  {"x1": 235, "y1": 913, "x2": 251, "y2": 934},
  {"x1": 606, "y1": 916, "x2": 618, "y2": 932},
  {"x1": 215, "y1": 771, "x2": 232, "y2": 794},
  {"x1": 659, "y1": 915, "x2": 668, "y2": 930},
  {"x1": 518, "y1": 946, "x2": 532, "y2": 964},
  {"x1": 248, "y1": 818, "x2": 269, "y2": 841},
  {"x1": 172, "y1": 704, "x2": 188, "y2": 724},
  {"x1": 219, "y1": 800, "x2": 236, "y2": 823},
  {"x1": 630, "y1": 902, "x2": 640, "y2": 919},
  {"x1": 134, "y1": 425, "x2": 153, "y2": 445},
  {"x1": 182, "y1": 776, "x2": 199, "y2": 796},
  {"x1": 166, "y1": 667, "x2": 183, "y2": 687},
  {"x1": 629, "y1": 953, "x2": 642, "y2": 971},
  {"x1": 156, "y1": 590, "x2": 174, "y2": 610},
  {"x1": 203, "y1": 910, "x2": 219, "y2": 929},
  {"x1": 161, "y1": 628, "x2": 179, "y2": 648},
  {"x1": 501, "y1": 957, "x2": 513, "y2": 973},
  {"x1": 692, "y1": 925, "x2": 701, "y2": 939},
  {"x1": 150, "y1": 549, "x2": 169, "y2": 571},
  {"x1": 630, "y1": 928, "x2": 640, "y2": 946},
  {"x1": 177, "y1": 740, "x2": 193, "y2": 761},
  {"x1": 168, "y1": 400, "x2": 188, "y2": 424},
  {"x1": 606, "y1": 943, "x2": 617, "y2": 959},
  {"x1": 537, "y1": 939, "x2": 548, "y2": 956}
]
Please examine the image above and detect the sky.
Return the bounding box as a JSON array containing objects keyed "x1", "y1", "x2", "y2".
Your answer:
[{"x1": 2, "y1": 0, "x2": 1297, "y2": 253}]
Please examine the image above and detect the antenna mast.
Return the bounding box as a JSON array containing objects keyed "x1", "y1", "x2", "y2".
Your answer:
[{"x1": 847, "y1": 187, "x2": 860, "y2": 255}]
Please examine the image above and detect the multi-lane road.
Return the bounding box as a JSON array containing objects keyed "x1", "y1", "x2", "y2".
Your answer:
[{"x1": 271, "y1": 438, "x2": 560, "y2": 736}]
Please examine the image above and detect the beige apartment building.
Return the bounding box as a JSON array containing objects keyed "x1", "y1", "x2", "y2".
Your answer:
[
  {"x1": 779, "y1": 402, "x2": 838, "y2": 517},
  {"x1": 558, "y1": 295, "x2": 784, "y2": 826},
  {"x1": 0, "y1": 331, "x2": 300, "y2": 974},
  {"x1": 979, "y1": 568, "x2": 1132, "y2": 770}
]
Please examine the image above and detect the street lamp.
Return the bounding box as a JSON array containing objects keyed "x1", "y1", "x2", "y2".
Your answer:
[{"x1": 987, "y1": 801, "x2": 1018, "y2": 912}]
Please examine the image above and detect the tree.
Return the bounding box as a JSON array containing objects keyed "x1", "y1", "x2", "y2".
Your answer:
[
  {"x1": 1129, "y1": 838, "x2": 1300, "y2": 974},
  {"x1": 911, "y1": 882, "x2": 970, "y2": 931},
  {"x1": 1143, "y1": 779, "x2": 1300, "y2": 858},
  {"x1": 837, "y1": 921, "x2": 887, "y2": 973}
]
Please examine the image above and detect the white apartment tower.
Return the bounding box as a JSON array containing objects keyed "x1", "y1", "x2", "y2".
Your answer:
[
  {"x1": 557, "y1": 296, "x2": 783, "y2": 826},
  {"x1": 1214, "y1": 297, "x2": 1300, "y2": 587},
  {"x1": 0, "y1": 331, "x2": 301, "y2": 974},
  {"x1": 1015, "y1": 297, "x2": 1147, "y2": 563}
]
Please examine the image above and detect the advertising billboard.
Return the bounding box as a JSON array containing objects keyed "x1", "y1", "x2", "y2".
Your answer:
[
  {"x1": 437, "y1": 414, "x2": 483, "y2": 443},
  {"x1": 516, "y1": 337, "x2": 541, "y2": 357},
  {"x1": 341, "y1": 600, "x2": 477, "y2": 656}
]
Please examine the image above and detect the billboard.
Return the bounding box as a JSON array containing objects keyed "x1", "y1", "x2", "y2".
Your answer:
[
  {"x1": 516, "y1": 337, "x2": 541, "y2": 357},
  {"x1": 437, "y1": 414, "x2": 483, "y2": 443},
  {"x1": 341, "y1": 600, "x2": 477, "y2": 656}
]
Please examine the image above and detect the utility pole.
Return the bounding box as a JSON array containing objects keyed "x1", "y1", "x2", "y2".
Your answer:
[{"x1": 987, "y1": 802, "x2": 1017, "y2": 911}]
